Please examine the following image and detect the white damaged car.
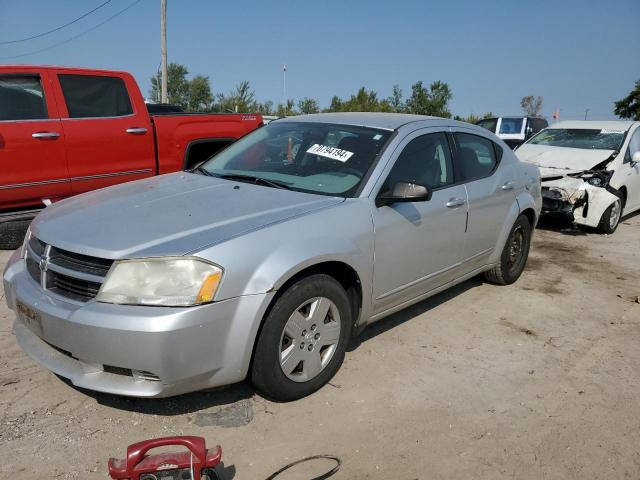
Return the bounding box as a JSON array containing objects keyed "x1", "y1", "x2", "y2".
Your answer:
[{"x1": 516, "y1": 120, "x2": 640, "y2": 233}]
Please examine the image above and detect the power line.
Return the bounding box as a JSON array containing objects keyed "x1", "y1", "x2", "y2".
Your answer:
[
  {"x1": 0, "y1": 0, "x2": 113, "y2": 45},
  {"x1": 0, "y1": 0, "x2": 141, "y2": 60}
]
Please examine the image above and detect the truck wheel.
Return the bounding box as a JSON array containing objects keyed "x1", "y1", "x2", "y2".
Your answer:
[
  {"x1": 484, "y1": 214, "x2": 532, "y2": 285},
  {"x1": 0, "y1": 220, "x2": 30, "y2": 250},
  {"x1": 251, "y1": 274, "x2": 352, "y2": 401},
  {"x1": 597, "y1": 198, "x2": 622, "y2": 234}
]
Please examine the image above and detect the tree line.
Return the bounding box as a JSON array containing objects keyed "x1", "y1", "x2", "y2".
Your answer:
[{"x1": 150, "y1": 63, "x2": 564, "y2": 122}]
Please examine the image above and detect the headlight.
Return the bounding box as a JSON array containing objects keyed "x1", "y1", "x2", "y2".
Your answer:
[{"x1": 96, "y1": 257, "x2": 223, "y2": 306}]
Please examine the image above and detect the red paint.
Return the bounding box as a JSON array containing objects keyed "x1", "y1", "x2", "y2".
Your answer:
[
  {"x1": 0, "y1": 65, "x2": 262, "y2": 212},
  {"x1": 108, "y1": 436, "x2": 222, "y2": 480}
]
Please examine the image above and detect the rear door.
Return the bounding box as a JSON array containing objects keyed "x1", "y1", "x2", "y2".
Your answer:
[
  {"x1": 51, "y1": 71, "x2": 155, "y2": 194},
  {"x1": 452, "y1": 130, "x2": 516, "y2": 270},
  {"x1": 0, "y1": 69, "x2": 69, "y2": 210}
]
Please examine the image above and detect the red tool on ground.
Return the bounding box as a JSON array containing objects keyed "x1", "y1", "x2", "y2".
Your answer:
[{"x1": 108, "y1": 436, "x2": 222, "y2": 480}]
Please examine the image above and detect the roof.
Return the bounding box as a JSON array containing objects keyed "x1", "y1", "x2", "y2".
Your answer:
[
  {"x1": 276, "y1": 112, "x2": 452, "y2": 130},
  {"x1": 0, "y1": 64, "x2": 130, "y2": 76},
  {"x1": 550, "y1": 120, "x2": 637, "y2": 130}
]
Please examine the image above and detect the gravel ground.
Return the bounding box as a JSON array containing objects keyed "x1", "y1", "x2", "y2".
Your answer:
[{"x1": 1, "y1": 214, "x2": 639, "y2": 479}]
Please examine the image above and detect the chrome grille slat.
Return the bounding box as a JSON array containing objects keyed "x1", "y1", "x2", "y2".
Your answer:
[{"x1": 26, "y1": 237, "x2": 112, "y2": 302}]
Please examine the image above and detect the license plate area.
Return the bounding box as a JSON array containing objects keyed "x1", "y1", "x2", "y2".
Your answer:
[{"x1": 16, "y1": 299, "x2": 43, "y2": 338}]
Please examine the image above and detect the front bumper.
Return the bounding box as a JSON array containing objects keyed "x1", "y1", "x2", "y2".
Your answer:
[
  {"x1": 540, "y1": 182, "x2": 619, "y2": 228},
  {"x1": 3, "y1": 250, "x2": 273, "y2": 398}
]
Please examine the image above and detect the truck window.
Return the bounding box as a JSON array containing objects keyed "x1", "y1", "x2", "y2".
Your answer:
[
  {"x1": 58, "y1": 74, "x2": 133, "y2": 118},
  {"x1": 0, "y1": 75, "x2": 47, "y2": 121}
]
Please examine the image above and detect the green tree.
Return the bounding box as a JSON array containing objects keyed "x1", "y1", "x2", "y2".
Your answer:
[
  {"x1": 614, "y1": 80, "x2": 640, "y2": 120},
  {"x1": 187, "y1": 75, "x2": 213, "y2": 111},
  {"x1": 276, "y1": 99, "x2": 296, "y2": 117},
  {"x1": 406, "y1": 80, "x2": 452, "y2": 117},
  {"x1": 388, "y1": 84, "x2": 405, "y2": 112},
  {"x1": 217, "y1": 80, "x2": 256, "y2": 113},
  {"x1": 150, "y1": 63, "x2": 190, "y2": 107},
  {"x1": 298, "y1": 97, "x2": 320, "y2": 114},
  {"x1": 254, "y1": 100, "x2": 274, "y2": 115},
  {"x1": 326, "y1": 95, "x2": 343, "y2": 112},
  {"x1": 520, "y1": 95, "x2": 543, "y2": 116}
]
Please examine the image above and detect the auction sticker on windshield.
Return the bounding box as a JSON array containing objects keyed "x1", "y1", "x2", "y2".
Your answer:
[{"x1": 307, "y1": 144, "x2": 354, "y2": 162}]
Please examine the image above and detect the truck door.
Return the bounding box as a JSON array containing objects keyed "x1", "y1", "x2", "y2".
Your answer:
[
  {"x1": 0, "y1": 70, "x2": 69, "y2": 211},
  {"x1": 51, "y1": 71, "x2": 155, "y2": 194}
]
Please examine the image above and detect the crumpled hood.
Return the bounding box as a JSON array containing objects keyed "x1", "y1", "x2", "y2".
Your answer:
[
  {"x1": 32, "y1": 172, "x2": 344, "y2": 259},
  {"x1": 516, "y1": 144, "x2": 616, "y2": 175}
]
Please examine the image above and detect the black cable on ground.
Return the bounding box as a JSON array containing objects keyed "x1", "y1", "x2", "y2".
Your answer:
[{"x1": 263, "y1": 455, "x2": 341, "y2": 480}]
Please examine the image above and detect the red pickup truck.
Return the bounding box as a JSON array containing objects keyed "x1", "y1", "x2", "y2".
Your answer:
[{"x1": 0, "y1": 65, "x2": 263, "y2": 248}]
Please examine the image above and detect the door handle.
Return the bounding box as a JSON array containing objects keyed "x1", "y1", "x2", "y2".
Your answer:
[
  {"x1": 446, "y1": 198, "x2": 466, "y2": 208},
  {"x1": 126, "y1": 127, "x2": 148, "y2": 135},
  {"x1": 32, "y1": 132, "x2": 60, "y2": 139},
  {"x1": 501, "y1": 181, "x2": 515, "y2": 191}
]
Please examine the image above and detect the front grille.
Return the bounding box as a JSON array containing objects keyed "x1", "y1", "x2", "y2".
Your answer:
[
  {"x1": 47, "y1": 270, "x2": 102, "y2": 302},
  {"x1": 49, "y1": 247, "x2": 113, "y2": 277},
  {"x1": 25, "y1": 236, "x2": 113, "y2": 302}
]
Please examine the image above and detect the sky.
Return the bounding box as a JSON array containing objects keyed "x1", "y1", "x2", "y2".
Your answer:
[{"x1": 1, "y1": 0, "x2": 639, "y2": 120}]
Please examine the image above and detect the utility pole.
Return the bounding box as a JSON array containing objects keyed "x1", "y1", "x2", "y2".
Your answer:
[
  {"x1": 584, "y1": 108, "x2": 589, "y2": 120},
  {"x1": 160, "y1": 0, "x2": 168, "y2": 104}
]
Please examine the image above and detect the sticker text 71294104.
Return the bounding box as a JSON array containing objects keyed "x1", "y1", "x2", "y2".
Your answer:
[{"x1": 306, "y1": 144, "x2": 354, "y2": 162}]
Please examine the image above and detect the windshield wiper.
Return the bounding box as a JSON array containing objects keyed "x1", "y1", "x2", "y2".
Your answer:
[
  {"x1": 213, "y1": 173, "x2": 293, "y2": 190},
  {"x1": 193, "y1": 166, "x2": 213, "y2": 176}
]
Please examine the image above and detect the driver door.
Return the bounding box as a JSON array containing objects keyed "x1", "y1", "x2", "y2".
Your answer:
[{"x1": 371, "y1": 129, "x2": 468, "y2": 316}]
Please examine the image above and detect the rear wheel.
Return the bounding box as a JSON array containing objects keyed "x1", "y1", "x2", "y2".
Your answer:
[
  {"x1": 597, "y1": 198, "x2": 622, "y2": 234},
  {"x1": 251, "y1": 274, "x2": 352, "y2": 401},
  {"x1": 484, "y1": 214, "x2": 532, "y2": 285},
  {"x1": 0, "y1": 220, "x2": 30, "y2": 250}
]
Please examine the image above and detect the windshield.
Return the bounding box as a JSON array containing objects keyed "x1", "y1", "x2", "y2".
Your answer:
[
  {"x1": 200, "y1": 122, "x2": 392, "y2": 197},
  {"x1": 499, "y1": 118, "x2": 524, "y2": 134},
  {"x1": 476, "y1": 118, "x2": 497, "y2": 133},
  {"x1": 528, "y1": 128, "x2": 626, "y2": 150}
]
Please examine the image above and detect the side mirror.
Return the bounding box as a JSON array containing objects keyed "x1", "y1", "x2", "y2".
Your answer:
[
  {"x1": 526, "y1": 126, "x2": 534, "y2": 138},
  {"x1": 632, "y1": 151, "x2": 640, "y2": 167},
  {"x1": 376, "y1": 181, "x2": 432, "y2": 207}
]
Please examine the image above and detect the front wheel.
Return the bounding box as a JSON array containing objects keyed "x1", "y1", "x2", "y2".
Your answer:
[
  {"x1": 484, "y1": 214, "x2": 532, "y2": 285},
  {"x1": 251, "y1": 274, "x2": 352, "y2": 401},
  {"x1": 597, "y1": 198, "x2": 622, "y2": 234}
]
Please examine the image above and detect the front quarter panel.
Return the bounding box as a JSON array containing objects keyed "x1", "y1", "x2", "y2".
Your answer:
[{"x1": 195, "y1": 199, "x2": 375, "y2": 317}]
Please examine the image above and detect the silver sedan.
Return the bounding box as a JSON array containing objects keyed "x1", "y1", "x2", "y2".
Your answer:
[{"x1": 3, "y1": 113, "x2": 541, "y2": 401}]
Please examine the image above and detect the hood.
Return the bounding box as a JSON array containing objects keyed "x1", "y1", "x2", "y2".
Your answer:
[
  {"x1": 516, "y1": 144, "x2": 616, "y2": 174},
  {"x1": 32, "y1": 172, "x2": 344, "y2": 259}
]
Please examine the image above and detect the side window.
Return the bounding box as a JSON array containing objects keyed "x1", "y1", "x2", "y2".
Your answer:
[
  {"x1": 626, "y1": 128, "x2": 640, "y2": 162},
  {"x1": 454, "y1": 132, "x2": 499, "y2": 182},
  {"x1": 384, "y1": 132, "x2": 454, "y2": 191},
  {"x1": 0, "y1": 75, "x2": 47, "y2": 120},
  {"x1": 58, "y1": 74, "x2": 133, "y2": 118}
]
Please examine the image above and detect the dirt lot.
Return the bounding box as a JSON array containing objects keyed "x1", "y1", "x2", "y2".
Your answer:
[{"x1": 1, "y1": 215, "x2": 639, "y2": 480}]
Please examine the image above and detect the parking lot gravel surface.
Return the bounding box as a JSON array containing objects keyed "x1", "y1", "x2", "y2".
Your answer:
[{"x1": 1, "y1": 214, "x2": 639, "y2": 479}]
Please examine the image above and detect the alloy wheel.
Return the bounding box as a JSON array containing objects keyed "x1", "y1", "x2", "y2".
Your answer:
[{"x1": 279, "y1": 297, "x2": 341, "y2": 383}]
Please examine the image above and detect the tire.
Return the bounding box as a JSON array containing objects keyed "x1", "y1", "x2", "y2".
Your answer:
[
  {"x1": 0, "y1": 220, "x2": 30, "y2": 250},
  {"x1": 251, "y1": 274, "x2": 352, "y2": 401},
  {"x1": 597, "y1": 197, "x2": 622, "y2": 234},
  {"x1": 484, "y1": 214, "x2": 532, "y2": 285}
]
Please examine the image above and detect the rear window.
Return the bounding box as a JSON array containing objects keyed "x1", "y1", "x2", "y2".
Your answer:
[
  {"x1": 476, "y1": 118, "x2": 497, "y2": 133},
  {"x1": 0, "y1": 75, "x2": 47, "y2": 121},
  {"x1": 58, "y1": 74, "x2": 133, "y2": 118},
  {"x1": 455, "y1": 133, "x2": 499, "y2": 182},
  {"x1": 499, "y1": 118, "x2": 523, "y2": 134}
]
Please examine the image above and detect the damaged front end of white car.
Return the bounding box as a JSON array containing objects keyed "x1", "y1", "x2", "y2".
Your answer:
[{"x1": 540, "y1": 156, "x2": 621, "y2": 229}]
